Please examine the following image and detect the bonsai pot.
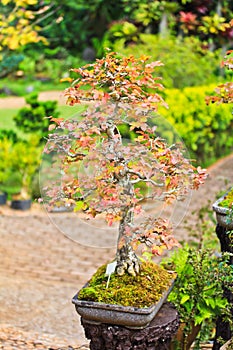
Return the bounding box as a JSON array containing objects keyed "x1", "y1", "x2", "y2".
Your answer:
[
  {"x1": 0, "y1": 192, "x2": 7, "y2": 205},
  {"x1": 212, "y1": 190, "x2": 233, "y2": 229},
  {"x1": 72, "y1": 279, "x2": 175, "y2": 329},
  {"x1": 10, "y1": 199, "x2": 32, "y2": 211}
]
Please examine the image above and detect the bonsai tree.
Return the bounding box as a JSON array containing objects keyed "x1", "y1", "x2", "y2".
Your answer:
[{"x1": 44, "y1": 52, "x2": 206, "y2": 276}]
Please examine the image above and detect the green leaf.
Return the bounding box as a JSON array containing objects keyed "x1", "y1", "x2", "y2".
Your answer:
[
  {"x1": 74, "y1": 200, "x2": 84, "y2": 211},
  {"x1": 180, "y1": 294, "x2": 190, "y2": 304}
]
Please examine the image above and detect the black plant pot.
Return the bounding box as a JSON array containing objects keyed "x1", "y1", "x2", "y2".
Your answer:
[
  {"x1": 10, "y1": 199, "x2": 32, "y2": 211},
  {"x1": 0, "y1": 192, "x2": 7, "y2": 205}
]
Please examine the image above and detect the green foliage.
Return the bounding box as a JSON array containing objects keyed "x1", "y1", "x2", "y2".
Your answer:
[
  {"x1": 184, "y1": 202, "x2": 219, "y2": 251},
  {"x1": 113, "y1": 34, "x2": 222, "y2": 89},
  {"x1": 162, "y1": 247, "x2": 233, "y2": 346},
  {"x1": 18, "y1": 50, "x2": 85, "y2": 82},
  {"x1": 78, "y1": 261, "x2": 176, "y2": 307},
  {"x1": 0, "y1": 129, "x2": 18, "y2": 143},
  {"x1": 159, "y1": 84, "x2": 233, "y2": 166},
  {"x1": 219, "y1": 188, "x2": 233, "y2": 208},
  {"x1": 11, "y1": 136, "x2": 42, "y2": 198},
  {"x1": 14, "y1": 92, "x2": 60, "y2": 141},
  {"x1": 0, "y1": 138, "x2": 13, "y2": 185},
  {"x1": 0, "y1": 54, "x2": 24, "y2": 78},
  {"x1": 0, "y1": 78, "x2": 68, "y2": 97},
  {"x1": 219, "y1": 188, "x2": 233, "y2": 226},
  {"x1": 39, "y1": 0, "x2": 125, "y2": 54}
]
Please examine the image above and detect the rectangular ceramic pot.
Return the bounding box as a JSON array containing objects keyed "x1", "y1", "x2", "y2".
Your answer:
[
  {"x1": 212, "y1": 190, "x2": 233, "y2": 229},
  {"x1": 72, "y1": 278, "x2": 175, "y2": 329}
]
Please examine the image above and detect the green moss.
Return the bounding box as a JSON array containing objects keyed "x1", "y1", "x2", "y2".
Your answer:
[
  {"x1": 219, "y1": 188, "x2": 233, "y2": 208},
  {"x1": 78, "y1": 261, "x2": 176, "y2": 308}
]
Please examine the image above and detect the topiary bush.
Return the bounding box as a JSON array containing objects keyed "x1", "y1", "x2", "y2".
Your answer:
[{"x1": 14, "y1": 92, "x2": 60, "y2": 142}]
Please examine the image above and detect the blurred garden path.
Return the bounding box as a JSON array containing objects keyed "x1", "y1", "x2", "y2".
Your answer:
[
  {"x1": 0, "y1": 91, "x2": 66, "y2": 109},
  {"x1": 0, "y1": 92, "x2": 233, "y2": 349}
]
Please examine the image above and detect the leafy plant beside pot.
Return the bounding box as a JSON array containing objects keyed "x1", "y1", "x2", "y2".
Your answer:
[
  {"x1": 43, "y1": 52, "x2": 207, "y2": 328},
  {"x1": 10, "y1": 136, "x2": 42, "y2": 210},
  {"x1": 162, "y1": 245, "x2": 233, "y2": 350}
]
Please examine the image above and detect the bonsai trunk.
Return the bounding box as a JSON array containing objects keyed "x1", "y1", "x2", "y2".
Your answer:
[
  {"x1": 116, "y1": 208, "x2": 140, "y2": 276},
  {"x1": 106, "y1": 118, "x2": 140, "y2": 276}
]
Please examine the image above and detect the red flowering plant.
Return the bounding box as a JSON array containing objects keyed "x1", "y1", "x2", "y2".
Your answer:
[{"x1": 43, "y1": 52, "x2": 207, "y2": 276}]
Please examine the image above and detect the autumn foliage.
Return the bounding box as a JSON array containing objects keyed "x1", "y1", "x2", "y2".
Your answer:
[{"x1": 45, "y1": 52, "x2": 207, "y2": 275}]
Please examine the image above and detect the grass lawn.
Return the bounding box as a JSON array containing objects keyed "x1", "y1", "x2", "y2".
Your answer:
[{"x1": 0, "y1": 105, "x2": 84, "y2": 137}]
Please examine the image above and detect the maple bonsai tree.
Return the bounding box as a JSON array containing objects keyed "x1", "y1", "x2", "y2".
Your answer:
[{"x1": 44, "y1": 52, "x2": 206, "y2": 276}]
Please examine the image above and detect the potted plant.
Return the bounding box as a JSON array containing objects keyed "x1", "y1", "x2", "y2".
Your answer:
[
  {"x1": 10, "y1": 136, "x2": 42, "y2": 210},
  {"x1": 213, "y1": 188, "x2": 233, "y2": 230},
  {"x1": 43, "y1": 52, "x2": 207, "y2": 328}
]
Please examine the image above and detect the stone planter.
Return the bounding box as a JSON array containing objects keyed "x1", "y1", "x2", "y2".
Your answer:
[
  {"x1": 212, "y1": 190, "x2": 233, "y2": 350},
  {"x1": 212, "y1": 190, "x2": 233, "y2": 229},
  {"x1": 72, "y1": 279, "x2": 175, "y2": 329},
  {"x1": 80, "y1": 303, "x2": 179, "y2": 350}
]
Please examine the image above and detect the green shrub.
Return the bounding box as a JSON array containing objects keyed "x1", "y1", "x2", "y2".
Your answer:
[
  {"x1": 159, "y1": 84, "x2": 233, "y2": 166},
  {"x1": 14, "y1": 92, "x2": 60, "y2": 141},
  {"x1": 0, "y1": 129, "x2": 18, "y2": 143},
  {"x1": 18, "y1": 52, "x2": 85, "y2": 82},
  {"x1": 11, "y1": 137, "x2": 42, "y2": 199},
  {"x1": 0, "y1": 138, "x2": 13, "y2": 188},
  {"x1": 113, "y1": 34, "x2": 222, "y2": 89},
  {"x1": 0, "y1": 54, "x2": 24, "y2": 78}
]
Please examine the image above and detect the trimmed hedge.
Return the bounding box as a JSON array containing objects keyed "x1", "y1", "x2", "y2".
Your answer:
[{"x1": 158, "y1": 85, "x2": 233, "y2": 166}]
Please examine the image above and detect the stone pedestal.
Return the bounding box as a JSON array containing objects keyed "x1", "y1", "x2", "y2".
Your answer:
[{"x1": 81, "y1": 303, "x2": 179, "y2": 350}]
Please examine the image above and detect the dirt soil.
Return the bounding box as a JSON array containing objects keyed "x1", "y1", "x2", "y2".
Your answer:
[{"x1": 0, "y1": 93, "x2": 233, "y2": 349}]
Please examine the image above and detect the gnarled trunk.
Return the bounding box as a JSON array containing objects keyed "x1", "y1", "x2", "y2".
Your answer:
[{"x1": 116, "y1": 209, "x2": 140, "y2": 276}]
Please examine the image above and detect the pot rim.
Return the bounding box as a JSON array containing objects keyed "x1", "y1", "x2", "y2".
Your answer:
[
  {"x1": 72, "y1": 277, "x2": 176, "y2": 315},
  {"x1": 212, "y1": 188, "x2": 233, "y2": 215}
]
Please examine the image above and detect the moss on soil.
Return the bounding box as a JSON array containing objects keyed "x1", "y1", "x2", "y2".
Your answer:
[
  {"x1": 78, "y1": 261, "x2": 176, "y2": 308},
  {"x1": 219, "y1": 188, "x2": 233, "y2": 208}
]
